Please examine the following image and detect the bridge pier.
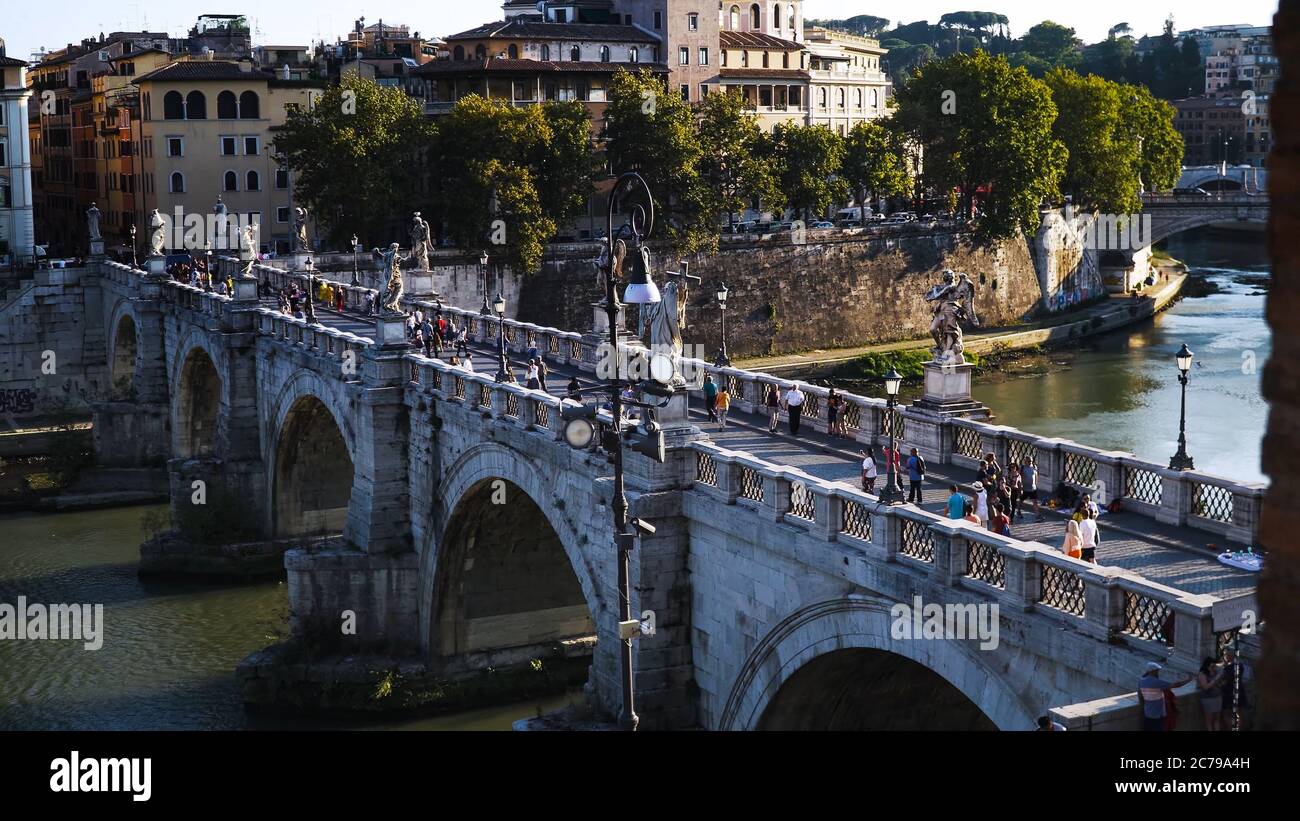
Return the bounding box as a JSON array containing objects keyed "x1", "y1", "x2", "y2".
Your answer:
[{"x1": 94, "y1": 301, "x2": 170, "y2": 467}]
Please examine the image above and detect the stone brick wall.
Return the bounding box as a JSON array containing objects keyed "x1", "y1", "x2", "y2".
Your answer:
[{"x1": 1259, "y1": 0, "x2": 1300, "y2": 730}]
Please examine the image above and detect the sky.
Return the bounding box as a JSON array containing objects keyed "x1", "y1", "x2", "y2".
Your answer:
[{"x1": 1, "y1": 0, "x2": 1281, "y2": 62}]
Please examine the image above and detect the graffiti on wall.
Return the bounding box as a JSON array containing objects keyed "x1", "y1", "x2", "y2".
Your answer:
[{"x1": 0, "y1": 388, "x2": 38, "y2": 415}]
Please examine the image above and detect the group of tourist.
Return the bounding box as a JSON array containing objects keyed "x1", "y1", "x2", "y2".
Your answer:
[{"x1": 1135, "y1": 647, "x2": 1251, "y2": 731}]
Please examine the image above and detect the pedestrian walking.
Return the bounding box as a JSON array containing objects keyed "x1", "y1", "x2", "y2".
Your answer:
[
  {"x1": 826, "y1": 388, "x2": 844, "y2": 437},
  {"x1": 703, "y1": 375, "x2": 718, "y2": 422},
  {"x1": 715, "y1": 383, "x2": 731, "y2": 430},
  {"x1": 1061, "y1": 518, "x2": 1083, "y2": 559},
  {"x1": 566, "y1": 376, "x2": 581, "y2": 402},
  {"x1": 536, "y1": 357, "x2": 549, "y2": 394},
  {"x1": 861, "y1": 449, "x2": 879, "y2": 494},
  {"x1": 525, "y1": 360, "x2": 541, "y2": 390},
  {"x1": 1021, "y1": 458, "x2": 1044, "y2": 522},
  {"x1": 1007, "y1": 463, "x2": 1024, "y2": 524},
  {"x1": 1078, "y1": 508, "x2": 1100, "y2": 563},
  {"x1": 973, "y1": 481, "x2": 989, "y2": 527},
  {"x1": 947, "y1": 485, "x2": 966, "y2": 520},
  {"x1": 456, "y1": 326, "x2": 470, "y2": 359},
  {"x1": 784, "y1": 385, "x2": 806, "y2": 436},
  {"x1": 989, "y1": 502, "x2": 1012, "y2": 537},
  {"x1": 765, "y1": 384, "x2": 780, "y2": 433},
  {"x1": 905, "y1": 447, "x2": 926, "y2": 505}
]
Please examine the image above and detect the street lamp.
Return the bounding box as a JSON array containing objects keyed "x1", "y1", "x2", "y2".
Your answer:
[
  {"x1": 879, "y1": 366, "x2": 905, "y2": 504},
  {"x1": 129, "y1": 224, "x2": 138, "y2": 268},
  {"x1": 203, "y1": 241, "x2": 212, "y2": 292},
  {"x1": 493, "y1": 292, "x2": 510, "y2": 383},
  {"x1": 558, "y1": 171, "x2": 668, "y2": 732},
  {"x1": 715, "y1": 281, "x2": 731, "y2": 367},
  {"x1": 304, "y1": 257, "x2": 318, "y2": 325},
  {"x1": 479, "y1": 251, "x2": 491, "y2": 316},
  {"x1": 1169, "y1": 343, "x2": 1195, "y2": 471},
  {"x1": 350, "y1": 234, "x2": 359, "y2": 286}
]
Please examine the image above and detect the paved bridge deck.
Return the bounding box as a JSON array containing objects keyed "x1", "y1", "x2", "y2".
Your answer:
[{"x1": 269, "y1": 296, "x2": 1258, "y2": 601}]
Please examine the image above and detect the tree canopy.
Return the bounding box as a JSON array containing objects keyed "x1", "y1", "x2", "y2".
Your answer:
[
  {"x1": 771, "y1": 123, "x2": 848, "y2": 221},
  {"x1": 696, "y1": 90, "x2": 783, "y2": 230}
]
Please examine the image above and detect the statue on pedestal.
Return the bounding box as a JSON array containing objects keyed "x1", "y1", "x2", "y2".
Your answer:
[
  {"x1": 373, "y1": 242, "x2": 407, "y2": 314},
  {"x1": 292, "y1": 207, "x2": 310, "y2": 253},
  {"x1": 637, "y1": 245, "x2": 688, "y2": 388},
  {"x1": 240, "y1": 223, "x2": 260, "y2": 275},
  {"x1": 148, "y1": 209, "x2": 168, "y2": 257},
  {"x1": 213, "y1": 195, "x2": 229, "y2": 246},
  {"x1": 86, "y1": 202, "x2": 102, "y2": 241},
  {"x1": 925, "y1": 269, "x2": 979, "y2": 365},
  {"x1": 409, "y1": 212, "x2": 431, "y2": 271}
]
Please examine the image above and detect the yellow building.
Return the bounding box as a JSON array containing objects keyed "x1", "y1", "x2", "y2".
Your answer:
[{"x1": 134, "y1": 58, "x2": 323, "y2": 254}]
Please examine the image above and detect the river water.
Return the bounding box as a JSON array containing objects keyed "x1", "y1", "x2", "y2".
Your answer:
[
  {"x1": 0, "y1": 505, "x2": 578, "y2": 730},
  {"x1": 0, "y1": 233, "x2": 1269, "y2": 731},
  {"x1": 974, "y1": 232, "x2": 1271, "y2": 484}
]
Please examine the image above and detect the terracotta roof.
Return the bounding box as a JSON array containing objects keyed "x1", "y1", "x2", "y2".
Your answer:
[
  {"x1": 0, "y1": 55, "x2": 28, "y2": 67},
  {"x1": 133, "y1": 60, "x2": 256, "y2": 83},
  {"x1": 719, "y1": 31, "x2": 803, "y2": 51},
  {"x1": 718, "y1": 67, "x2": 809, "y2": 80},
  {"x1": 111, "y1": 47, "x2": 170, "y2": 61},
  {"x1": 446, "y1": 19, "x2": 659, "y2": 44},
  {"x1": 416, "y1": 59, "x2": 667, "y2": 76}
]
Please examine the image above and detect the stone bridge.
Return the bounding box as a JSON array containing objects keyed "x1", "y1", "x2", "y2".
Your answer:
[
  {"x1": 87, "y1": 256, "x2": 1265, "y2": 730},
  {"x1": 1138, "y1": 193, "x2": 1270, "y2": 246}
]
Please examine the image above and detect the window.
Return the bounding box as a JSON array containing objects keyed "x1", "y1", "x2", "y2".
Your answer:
[
  {"x1": 475, "y1": 44, "x2": 487, "y2": 59},
  {"x1": 454, "y1": 45, "x2": 464, "y2": 60},
  {"x1": 0, "y1": 179, "x2": 10, "y2": 208},
  {"x1": 554, "y1": 8, "x2": 567, "y2": 22},
  {"x1": 508, "y1": 44, "x2": 519, "y2": 59},
  {"x1": 541, "y1": 44, "x2": 550, "y2": 61},
  {"x1": 0, "y1": 140, "x2": 6, "y2": 167},
  {"x1": 163, "y1": 90, "x2": 184, "y2": 120},
  {"x1": 730, "y1": 5, "x2": 740, "y2": 30},
  {"x1": 629, "y1": 47, "x2": 639, "y2": 63},
  {"x1": 218, "y1": 90, "x2": 237, "y2": 118},
  {"x1": 783, "y1": 52, "x2": 789, "y2": 68},
  {"x1": 600, "y1": 46, "x2": 610, "y2": 62},
  {"x1": 244, "y1": 136, "x2": 259, "y2": 155},
  {"x1": 762, "y1": 52, "x2": 769, "y2": 68},
  {"x1": 838, "y1": 88, "x2": 846, "y2": 108},
  {"x1": 721, "y1": 50, "x2": 728, "y2": 66},
  {"x1": 701, "y1": 84, "x2": 710, "y2": 98},
  {"x1": 750, "y1": 4, "x2": 760, "y2": 29},
  {"x1": 699, "y1": 47, "x2": 709, "y2": 66},
  {"x1": 741, "y1": 51, "x2": 748, "y2": 67},
  {"x1": 167, "y1": 137, "x2": 183, "y2": 157},
  {"x1": 185, "y1": 90, "x2": 207, "y2": 119},
  {"x1": 681, "y1": 85, "x2": 690, "y2": 101},
  {"x1": 680, "y1": 47, "x2": 689, "y2": 66},
  {"x1": 789, "y1": 9, "x2": 795, "y2": 30},
  {"x1": 221, "y1": 136, "x2": 237, "y2": 156},
  {"x1": 246, "y1": 170, "x2": 260, "y2": 191},
  {"x1": 689, "y1": 13, "x2": 699, "y2": 31},
  {"x1": 819, "y1": 88, "x2": 827, "y2": 107},
  {"x1": 774, "y1": 4, "x2": 782, "y2": 28},
  {"x1": 571, "y1": 45, "x2": 581, "y2": 62},
  {"x1": 277, "y1": 206, "x2": 289, "y2": 223},
  {"x1": 169, "y1": 171, "x2": 185, "y2": 193},
  {"x1": 855, "y1": 89, "x2": 863, "y2": 108},
  {"x1": 223, "y1": 170, "x2": 238, "y2": 191},
  {"x1": 654, "y1": 11, "x2": 662, "y2": 29},
  {"x1": 276, "y1": 167, "x2": 289, "y2": 189}
]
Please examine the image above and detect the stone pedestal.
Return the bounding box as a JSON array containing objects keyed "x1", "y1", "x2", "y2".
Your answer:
[
  {"x1": 290, "y1": 252, "x2": 313, "y2": 271},
  {"x1": 582, "y1": 301, "x2": 634, "y2": 376},
  {"x1": 145, "y1": 255, "x2": 166, "y2": 276},
  {"x1": 376, "y1": 312, "x2": 409, "y2": 348},
  {"x1": 405, "y1": 270, "x2": 435, "y2": 297},
  {"x1": 912, "y1": 361, "x2": 989, "y2": 419},
  {"x1": 89, "y1": 240, "x2": 105, "y2": 258},
  {"x1": 233, "y1": 276, "x2": 259, "y2": 302}
]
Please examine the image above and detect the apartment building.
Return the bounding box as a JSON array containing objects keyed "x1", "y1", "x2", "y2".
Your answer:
[{"x1": 1, "y1": 38, "x2": 35, "y2": 263}]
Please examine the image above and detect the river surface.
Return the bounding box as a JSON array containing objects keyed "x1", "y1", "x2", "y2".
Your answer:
[
  {"x1": 0, "y1": 233, "x2": 1269, "y2": 731},
  {"x1": 0, "y1": 505, "x2": 578, "y2": 730},
  {"x1": 974, "y1": 232, "x2": 1270, "y2": 484}
]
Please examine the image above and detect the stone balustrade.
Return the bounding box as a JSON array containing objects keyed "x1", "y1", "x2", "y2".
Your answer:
[{"x1": 254, "y1": 308, "x2": 371, "y2": 362}]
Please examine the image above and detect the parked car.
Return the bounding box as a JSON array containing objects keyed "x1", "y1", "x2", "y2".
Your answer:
[
  {"x1": 1173, "y1": 187, "x2": 1213, "y2": 197},
  {"x1": 836, "y1": 219, "x2": 864, "y2": 229},
  {"x1": 809, "y1": 220, "x2": 835, "y2": 230}
]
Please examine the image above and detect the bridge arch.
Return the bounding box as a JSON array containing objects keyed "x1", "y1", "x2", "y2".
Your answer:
[
  {"x1": 175, "y1": 347, "x2": 222, "y2": 458},
  {"x1": 267, "y1": 370, "x2": 357, "y2": 540},
  {"x1": 418, "y1": 442, "x2": 604, "y2": 669},
  {"x1": 1148, "y1": 211, "x2": 1268, "y2": 247},
  {"x1": 719, "y1": 596, "x2": 1034, "y2": 731}
]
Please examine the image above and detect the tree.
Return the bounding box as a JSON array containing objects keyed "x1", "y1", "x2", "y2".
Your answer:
[
  {"x1": 842, "y1": 120, "x2": 910, "y2": 220},
  {"x1": 1122, "y1": 83, "x2": 1184, "y2": 193},
  {"x1": 770, "y1": 123, "x2": 848, "y2": 221},
  {"x1": 1108, "y1": 23, "x2": 1133, "y2": 39},
  {"x1": 1045, "y1": 68, "x2": 1139, "y2": 214},
  {"x1": 893, "y1": 50, "x2": 1066, "y2": 240},
  {"x1": 436, "y1": 96, "x2": 594, "y2": 273},
  {"x1": 1012, "y1": 21, "x2": 1082, "y2": 76},
  {"x1": 602, "y1": 69, "x2": 713, "y2": 252},
  {"x1": 696, "y1": 90, "x2": 783, "y2": 230},
  {"x1": 274, "y1": 76, "x2": 434, "y2": 247},
  {"x1": 1081, "y1": 34, "x2": 1136, "y2": 82}
]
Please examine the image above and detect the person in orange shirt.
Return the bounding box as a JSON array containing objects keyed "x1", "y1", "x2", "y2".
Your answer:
[{"x1": 715, "y1": 385, "x2": 731, "y2": 430}]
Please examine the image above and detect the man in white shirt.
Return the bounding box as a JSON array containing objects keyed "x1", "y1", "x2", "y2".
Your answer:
[
  {"x1": 1078, "y1": 511, "x2": 1100, "y2": 563},
  {"x1": 784, "y1": 386, "x2": 806, "y2": 436}
]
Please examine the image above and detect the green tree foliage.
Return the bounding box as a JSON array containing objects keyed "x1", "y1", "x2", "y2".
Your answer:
[
  {"x1": 893, "y1": 51, "x2": 1066, "y2": 240},
  {"x1": 1123, "y1": 84, "x2": 1184, "y2": 193},
  {"x1": 1044, "y1": 68, "x2": 1140, "y2": 214},
  {"x1": 842, "y1": 120, "x2": 910, "y2": 219},
  {"x1": 770, "y1": 123, "x2": 848, "y2": 220},
  {"x1": 806, "y1": 15, "x2": 890, "y2": 37},
  {"x1": 1010, "y1": 21, "x2": 1082, "y2": 76},
  {"x1": 602, "y1": 69, "x2": 713, "y2": 252},
  {"x1": 274, "y1": 76, "x2": 434, "y2": 247},
  {"x1": 696, "y1": 91, "x2": 783, "y2": 230},
  {"x1": 436, "y1": 96, "x2": 595, "y2": 273}
]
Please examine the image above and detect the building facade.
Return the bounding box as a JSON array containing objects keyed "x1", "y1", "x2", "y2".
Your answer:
[
  {"x1": 1, "y1": 38, "x2": 35, "y2": 264},
  {"x1": 804, "y1": 26, "x2": 889, "y2": 136},
  {"x1": 1172, "y1": 95, "x2": 1248, "y2": 166},
  {"x1": 716, "y1": 31, "x2": 806, "y2": 130}
]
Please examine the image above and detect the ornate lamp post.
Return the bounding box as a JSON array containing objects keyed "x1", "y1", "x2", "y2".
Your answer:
[
  {"x1": 479, "y1": 251, "x2": 491, "y2": 316},
  {"x1": 203, "y1": 241, "x2": 213, "y2": 292},
  {"x1": 129, "y1": 224, "x2": 138, "y2": 268},
  {"x1": 350, "y1": 234, "x2": 360, "y2": 286},
  {"x1": 1169, "y1": 343, "x2": 1195, "y2": 471},
  {"x1": 304, "y1": 257, "x2": 318, "y2": 325},
  {"x1": 880, "y1": 366, "x2": 905, "y2": 504},
  {"x1": 493, "y1": 292, "x2": 510, "y2": 383},
  {"x1": 715, "y1": 281, "x2": 731, "y2": 367}
]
